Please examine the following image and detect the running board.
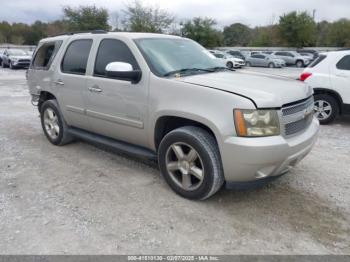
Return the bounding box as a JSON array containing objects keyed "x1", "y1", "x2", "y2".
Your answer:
[{"x1": 68, "y1": 127, "x2": 157, "y2": 161}]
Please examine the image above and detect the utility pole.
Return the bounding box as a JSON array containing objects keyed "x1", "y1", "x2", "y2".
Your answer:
[{"x1": 312, "y1": 9, "x2": 316, "y2": 21}]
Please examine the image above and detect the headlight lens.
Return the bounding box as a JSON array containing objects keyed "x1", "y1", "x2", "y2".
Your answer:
[{"x1": 234, "y1": 109, "x2": 280, "y2": 137}]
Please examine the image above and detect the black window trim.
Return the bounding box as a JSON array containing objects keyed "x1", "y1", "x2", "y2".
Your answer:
[
  {"x1": 336, "y1": 55, "x2": 350, "y2": 71},
  {"x1": 93, "y1": 38, "x2": 141, "y2": 79},
  {"x1": 31, "y1": 40, "x2": 63, "y2": 71},
  {"x1": 60, "y1": 38, "x2": 93, "y2": 76}
]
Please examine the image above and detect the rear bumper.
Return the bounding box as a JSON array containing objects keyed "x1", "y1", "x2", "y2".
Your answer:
[{"x1": 221, "y1": 118, "x2": 319, "y2": 183}]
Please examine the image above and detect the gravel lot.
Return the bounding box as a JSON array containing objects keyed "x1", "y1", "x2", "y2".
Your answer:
[{"x1": 0, "y1": 67, "x2": 349, "y2": 255}]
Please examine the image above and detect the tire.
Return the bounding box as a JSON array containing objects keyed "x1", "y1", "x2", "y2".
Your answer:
[
  {"x1": 268, "y1": 63, "x2": 275, "y2": 68},
  {"x1": 40, "y1": 99, "x2": 74, "y2": 146},
  {"x1": 296, "y1": 60, "x2": 304, "y2": 68},
  {"x1": 9, "y1": 62, "x2": 14, "y2": 69},
  {"x1": 158, "y1": 126, "x2": 224, "y2": 200},
  {"x1": 314, "y1": 94, "x2": 339, "y2": 125},
  {"x1": 226, "y1": 62, "x2": 234, "y2": 69},
  {"x1": 2, "y1": 60, "x2": 7, "y2": 68},
  {"x1": 246, "y1": 61, "x2": 251, "y2": 67}
]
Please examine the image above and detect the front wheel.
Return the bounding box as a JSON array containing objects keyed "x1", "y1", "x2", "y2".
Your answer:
[
  {"x1": 296, "y1": 60, "x2": 304, "y2": 68},
  {"x1": 226, "y1": 62, "x2": 234, "y2": 69},
  {"x1": 246, "y1": 62, "x2": 251, "y2": 67},
  {"x1": 158, "y1": 126, "x2": 224, "y2": 200},
  {"x1": 268, "y1": 63, "x2": 275, "y2": 68},
  {"x1": 314, "y1": 94, "x2": 339, "y2": 124}
]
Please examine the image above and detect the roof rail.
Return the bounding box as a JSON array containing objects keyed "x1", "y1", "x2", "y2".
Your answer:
[{"x1": 49, "y1": 30, "x2": 108, "y2": 38}]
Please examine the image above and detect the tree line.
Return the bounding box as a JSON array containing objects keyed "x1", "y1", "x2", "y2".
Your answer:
[{"x1": 0, "y1": 1, "x2": 349, "y2": 48}]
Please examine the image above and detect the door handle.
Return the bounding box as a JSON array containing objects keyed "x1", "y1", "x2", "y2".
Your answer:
[
  {"x1": 88, "y1": 86, "x2": 102, "y2": 93},
  {"x1": 53, "y1": 80, "x2": 64, "y2": 86}
]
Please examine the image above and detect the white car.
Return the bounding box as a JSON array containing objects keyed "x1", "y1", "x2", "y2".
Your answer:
[
  {"x1": 300, "y1": 51, "x2": 350, "y2": 124},
  {"x1": 209, "y1": 50, "x2": 245, "y2": 69}
]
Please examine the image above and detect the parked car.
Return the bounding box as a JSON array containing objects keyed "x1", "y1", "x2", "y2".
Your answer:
[
  {"x1": 297, "y1": 49, "x2": 319, "y2": 60},
  {"x1": 273, "y1": 51, "x2": 311, "y2": 67},
  {"x1": 27, "y1": 32, "x2": 319, "y2": 200},
  {"x1": 300, "y1": 51, "x2": 350, "y2": 124},
  {"x1": 0, "y1": 49, "x2": 5, "y2": 64},
  {"x1": 245, "y1": 54, "x2": 286, "y2": 68},
  {"x1": 209, "y1": 50, "x2": 245, "y2": 68},
  {"x1": 224, "y1": 50, "x2": 246, "y2": 61},
  {"x1": 1, "y1": 49, "x2": 32, "y2": 69}
]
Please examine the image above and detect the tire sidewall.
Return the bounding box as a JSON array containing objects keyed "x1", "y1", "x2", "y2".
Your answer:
[
  {"x1": 40, "y1": 100, "x2": 65, "y2": 145},
  {"x1": 158, "y1": 130, "x2": 218, "y2": 200},
  {"x1": 268, "y1": 63, "x2": 274, "y2": 68},
  {"x1": 227, "y1": 62, "x2": 233, "y2": 69},
  {"x1": 296, "y1": 60, "x2": 304, "y2": 68}
]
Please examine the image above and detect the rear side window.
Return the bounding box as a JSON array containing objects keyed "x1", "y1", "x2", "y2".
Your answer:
[
  {"x1": 336, "y1": 55, "x2": 350, "y2": 70},
  {"x1": 94, "y1": 39, "x2": 139, "y2": 77},
  {"x1": 32, "y1": 41, "x2": 62, "y2": 70},
  {"x1": 308, "y1": 54, "x2": 327, "y2": 68},
  {"x1": 61, "y1": 39, "x2": 92, "y2": 75}
]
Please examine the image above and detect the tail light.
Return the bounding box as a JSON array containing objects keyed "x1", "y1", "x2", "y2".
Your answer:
[{"x1": 299, "y1": 72, "x2": 312, "y2": 81}]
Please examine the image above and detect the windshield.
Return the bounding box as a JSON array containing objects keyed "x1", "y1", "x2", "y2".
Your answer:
[
  {"x1": 8, "y1": 49, "x2": 27, "y2": 56},
  {"x1": 135, "y1": 38, "x2": 223, "y2": 77}
]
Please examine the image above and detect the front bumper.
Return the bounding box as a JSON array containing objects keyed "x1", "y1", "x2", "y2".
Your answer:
[{"x1": 221, "y1": 118, "x2": 319, "y2": 183}]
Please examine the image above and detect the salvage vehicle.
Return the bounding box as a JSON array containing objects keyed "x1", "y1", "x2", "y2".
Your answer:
[
  {"x1": 1, "y1": 49, "x2": 32, "y2": 69},
  {"x1": 245, "y1": 54, "x2": 285, "y2": 68},
  {"x1": 300, "y1": 51, "x2": 350, "y2": 124},
  {"x1": 273, "y1": 51, "x2": 311, "y2": 68},
  {"x1": 27, "y1": 32, "x2": 319, "y2": 200},
  {"x1": 209, "y1": 50, "x2": 245, "y2": 68}
]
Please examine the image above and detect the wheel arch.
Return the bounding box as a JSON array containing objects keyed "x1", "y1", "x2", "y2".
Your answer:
[
  {"x1": 313, "y1": 88, "x2": 343, "y2": 114},
  {"x1": 38, "y1": 91, "x2": 57, "y2": 112},
  {"x1": 154, "y1": 115, "x2": 220, "y2": 151}
]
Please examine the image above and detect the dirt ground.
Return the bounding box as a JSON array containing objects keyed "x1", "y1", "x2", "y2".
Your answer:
[{"x1": 0, "y1": 68, "x2": 349, "y2": 254}]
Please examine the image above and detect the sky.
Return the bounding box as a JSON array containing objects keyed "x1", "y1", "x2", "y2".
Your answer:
[{"x1": 0, "y1": 0, "x2": 350, "y2": 28}]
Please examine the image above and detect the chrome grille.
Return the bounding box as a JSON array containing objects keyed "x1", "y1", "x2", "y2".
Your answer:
[{"x1": 281, "y1": 96, "x2": 314, "y2": 137}]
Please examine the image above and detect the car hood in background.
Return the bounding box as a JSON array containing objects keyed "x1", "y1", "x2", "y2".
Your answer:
[{"x1": 176, "y1": 71, "x2": 312, "y2": 108}]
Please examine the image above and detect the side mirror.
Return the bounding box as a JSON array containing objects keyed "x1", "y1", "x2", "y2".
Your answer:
[{"x1": 105, "y1": 62, "x2": 142, "y2": 84}]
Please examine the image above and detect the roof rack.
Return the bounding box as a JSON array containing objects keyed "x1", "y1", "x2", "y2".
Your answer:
[{"x1": 50, "y1": 30, "x2": 108, "y2": 38}]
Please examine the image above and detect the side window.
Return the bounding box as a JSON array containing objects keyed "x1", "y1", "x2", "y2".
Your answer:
[
  {"x1": 336, "y1": 55, "x2": 350, "y2": 71},
  {"x1": 61, "y1": 39, "x2": 92, "y2": 75},
  {"x1": 251, "y1": 55, "x2": 259, "y2": 58},
  {"x1": 32, "y1": 41, "x2": 62, "y2": 70},
  {"x1": 275, "y1": 52, "x2": 284, "y2": 56},
  {"x1": 94, "y1": 39, "x2": 139, "y2": 77}
]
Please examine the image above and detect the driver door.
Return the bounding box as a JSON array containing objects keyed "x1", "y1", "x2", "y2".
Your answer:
[{"x1": 85, "y1": 38, "x2": 148, "y2": 147}]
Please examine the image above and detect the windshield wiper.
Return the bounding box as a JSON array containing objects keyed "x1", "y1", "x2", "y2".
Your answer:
[
  {"x1": 206, "y1": 66, "x2": 234, "y2": 72},
  {"x1": 163, "y1": 68, "x2": 216, "y2": 77}
]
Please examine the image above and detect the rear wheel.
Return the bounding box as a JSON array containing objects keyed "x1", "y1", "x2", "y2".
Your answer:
[
  {"x1": 40, "y1": 100, "x2": 74, "y2": 145},
  {"x1": 158, "y1": 126, "x2": 224, "y2": 200},
  {"x1": 314, "y1": 94, "x2": 339, "y2": 124},
  {"x1": 246, "y1": 61, "x2": 251, "y2": 67}
]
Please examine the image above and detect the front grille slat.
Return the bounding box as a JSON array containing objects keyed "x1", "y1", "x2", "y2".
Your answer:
[{"x1": 281, "y1": 96, "x2": 314, "y2": 137}]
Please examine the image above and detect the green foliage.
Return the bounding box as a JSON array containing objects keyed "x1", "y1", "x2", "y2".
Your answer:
[
  {"x1": 63, "y1": 5, "x2": 110, "y2": 31},
  {"x1": 278, "y1": 11, "x2": 316, "y2": 47},
  {"x1": 122, "y1": 0, "x2": 174, "y2": 33},
  {"x1": 182, "y1": 17, "x2": 223, "y2": 48},
  {"x1": 1, "y1": 5, "x2": 350, "y2": 48},
  {"x1": 223, "y1": 23, "x2": 251, "y2": 46}
]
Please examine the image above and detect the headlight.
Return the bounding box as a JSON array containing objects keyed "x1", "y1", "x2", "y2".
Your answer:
[
  {"x1": 234, "y1": 109, "x2": 280, "y2": 137},
  {"x1": 10, "y1": 57, "x2": 18, "y2": 61}
]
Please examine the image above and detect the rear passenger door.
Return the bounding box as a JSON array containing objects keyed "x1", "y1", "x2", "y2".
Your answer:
[
  {"x1": 54, "y1": 39, "x2": 93, "y2": 130},
  {"x1": 85, "y1": 38, "x2": 148, "y2": 147}
]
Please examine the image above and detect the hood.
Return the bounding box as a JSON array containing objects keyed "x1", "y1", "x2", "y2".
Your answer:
[
  {"x1": 175, "y1": 71, "x2": 313, "y2": 108},
  {"x1": 10, "y1": 55, "x2": 32, "y2": 60},
  {"x1": 232, "y1": 57, "x2": 244, "y2": 62}
]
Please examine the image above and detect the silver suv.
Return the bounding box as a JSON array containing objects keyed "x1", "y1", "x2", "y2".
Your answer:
[
  {"x1": 27, "y1": 32, "x2": 319, "y2": 200},
  {"x1": 273, "y1": 51, "x2": 311, "y2": 68}
]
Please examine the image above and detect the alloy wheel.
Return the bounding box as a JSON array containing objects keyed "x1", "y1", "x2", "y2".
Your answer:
[
  {"x1": 43, "y1": 108, "x2": 60, "y2": 140},
  {"x1": 165, "y1": 142, "x2": 204, "y2": 191},
  {"x1": 314, "y1": 100, "x2": 332, "y2": 120}
]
